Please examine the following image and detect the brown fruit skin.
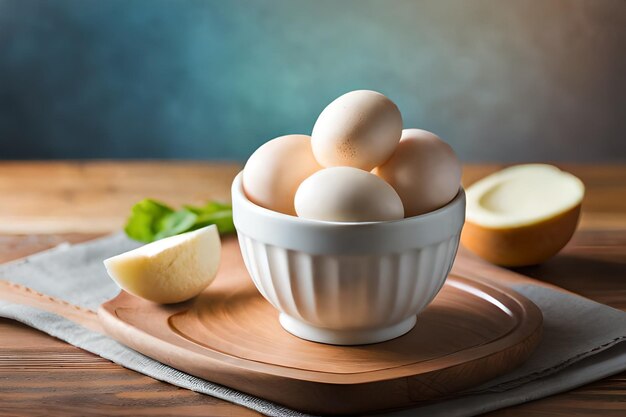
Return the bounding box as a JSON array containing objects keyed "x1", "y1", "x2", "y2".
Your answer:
[{"x1": 460, "y1": 204, "x2": 581, "y2": 267}]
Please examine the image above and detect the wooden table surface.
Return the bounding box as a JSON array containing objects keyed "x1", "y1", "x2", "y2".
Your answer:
[{"x1": 0, "y1": 161, "x2": 624, "y2": 416}]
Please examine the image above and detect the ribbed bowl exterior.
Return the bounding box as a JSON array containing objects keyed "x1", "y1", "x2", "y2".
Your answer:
[
  {"x1": 238, "y1": 232, "x2": 460, "y2": 330},
  {"x1": 231, "y1": 172, "x2": 465, "y2": 341}
]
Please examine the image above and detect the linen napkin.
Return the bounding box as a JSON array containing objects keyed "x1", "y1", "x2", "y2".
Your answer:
[{"x1": 1, "y1": 233, "x2": 625, "y2": 417}]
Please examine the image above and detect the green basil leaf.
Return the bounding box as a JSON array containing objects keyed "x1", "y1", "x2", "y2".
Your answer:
[
  {"x1": 184, "y1": 201, "x2": 232, "y2": 215},
  {"x1": 154, "y1": 209, "x2": 198, "y2": 240},
  {"x1": 192, "y1": 210, "x2": 235, "y2": 235},
  {"x1": 124, "y1": 199, "x2": 174, "y2": 243},
  {"x1": 125, "y1": 199, "x2": 234, "y2": 242}
]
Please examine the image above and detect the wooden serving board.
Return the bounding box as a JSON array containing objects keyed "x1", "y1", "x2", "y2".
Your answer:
[{"x1": 98, "y1": 237, "x2": 543, "y2": 415}]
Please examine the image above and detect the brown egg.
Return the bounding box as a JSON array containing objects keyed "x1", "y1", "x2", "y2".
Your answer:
[
  {"x1": 311, "y1": 90, "x2": 402, "y2": 171},
  {"x1": 373, "y1": 129, "x2": 461, "y2": 217},
  {"x1": 243, "y1": 134, "x2": 322, "y2": 215}
]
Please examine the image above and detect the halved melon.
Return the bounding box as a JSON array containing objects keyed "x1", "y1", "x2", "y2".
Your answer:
[{"x1": 461, "y1": 164, "x2": 584, "y2": 267}]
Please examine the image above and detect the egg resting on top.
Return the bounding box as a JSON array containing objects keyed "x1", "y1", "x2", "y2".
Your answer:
[{"x1": 311, "y1": 90, "x2": 402, "y2": 171}]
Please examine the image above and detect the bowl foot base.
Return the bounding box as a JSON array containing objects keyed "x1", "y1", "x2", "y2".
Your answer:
[{"x1": 279, "y1": 314, "x2": 417, "y2": 345}]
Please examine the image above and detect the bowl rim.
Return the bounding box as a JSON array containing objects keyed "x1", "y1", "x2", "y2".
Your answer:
[
  {"x1": 232, "y1": 171, "x2": 465, "y2": 228},
  {"x1": 232, "y1": 171, "x2": 465, "y2": 254}
]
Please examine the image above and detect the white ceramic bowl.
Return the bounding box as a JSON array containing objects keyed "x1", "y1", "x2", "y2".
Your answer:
[{"x1": 232, "y1": 172, "x2": 465, "y2": 345}]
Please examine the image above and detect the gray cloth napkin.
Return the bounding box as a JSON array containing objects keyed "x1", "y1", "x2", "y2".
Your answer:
[{"x1": 1, "y1": 233, "x2": 625, "y2": 417}]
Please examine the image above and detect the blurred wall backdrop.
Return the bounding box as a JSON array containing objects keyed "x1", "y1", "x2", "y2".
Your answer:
[{"x1": 0, "y1": 0, "x2": 624, "y2": 162}]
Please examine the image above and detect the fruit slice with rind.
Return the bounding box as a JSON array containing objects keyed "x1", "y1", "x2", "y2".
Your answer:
[{"x1": 461, "y1": 164, "x2": 584, "y2": 267}]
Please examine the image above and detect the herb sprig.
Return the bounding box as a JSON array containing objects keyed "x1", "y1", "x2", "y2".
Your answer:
[{"x1": 124, "y1": 199, "x2": 234, "y2": 243}]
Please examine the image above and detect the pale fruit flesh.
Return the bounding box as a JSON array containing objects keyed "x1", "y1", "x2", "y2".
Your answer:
[
  {"x1": 461, "y1": 164, "x2": 584, "y2": 267},
  {"x1": 104, "y1": 226, "x2": 221, "y2": 303}
]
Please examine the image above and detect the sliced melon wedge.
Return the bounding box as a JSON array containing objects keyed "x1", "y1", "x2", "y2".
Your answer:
[
  {"x1": 461, "y1": 164, "x2": 584, "y2": 267},
  {"x1": 104, "y1": 226, "x2": 221, "y2": 304}
]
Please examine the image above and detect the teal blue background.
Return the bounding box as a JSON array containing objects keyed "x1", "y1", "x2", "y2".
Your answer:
[{"x1": 1, "y1": 0, "x2": 625, "y2": 161}]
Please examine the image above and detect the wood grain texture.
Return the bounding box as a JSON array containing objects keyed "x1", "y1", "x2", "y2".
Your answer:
[
  {"x1": 0, "y1": 320, "x2": 261, "y2": 417},
  {"x1": 0, "y1": 162, "x2": 625, "y2": 416},
  {"x1": 0, "y1": 161, "x2": 242, "y2": 234},
  {"x1": 95, "y1": 238, "x2": 542, "y2": 415},
  {"x1": 0, "y1": 162, "x2": 624, "y2": 234}
]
